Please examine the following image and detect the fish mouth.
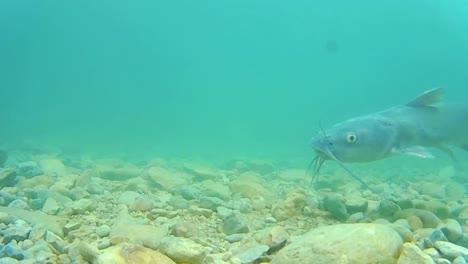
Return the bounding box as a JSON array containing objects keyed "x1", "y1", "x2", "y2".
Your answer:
[{"x1": 308, "y1": 144, "x2": 369, "y2": 190}]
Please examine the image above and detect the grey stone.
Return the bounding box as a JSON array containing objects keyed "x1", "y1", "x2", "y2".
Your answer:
[
  {"x1": 323, "y1": 195, "x2": 348, "y2": 221},
  {"x1": 22, "y1": 239, "x2": 55, "y2": 261},
  {"x1": 393, "y1": 219, "x2": 410, "y2": 228},
  {"x1": 0, "y1": 211, "x2": 12, "y2": 224},
  {"x1": 454, "y1": 256, "x2": 468, "y2": 264},
  {"x1": 96, "y1": 224, "x2": 111, "y2": 238},
  {"x1": 159, "y1": 237, "x2": 208, "y2": 264},
  {"x1": 29, "y1": 199, "x2": 44, "y2": 210},
  {"x1": 423, "y1": 248, "x2": 441, "y2": 259},
  {"x1": 31, "y1": 189, "x2": 73, "y2": 206},
  {"x1": 45, "y1": 230, "x2": 68, "y2": 254},
  {"x1": 458, "y1": 233, "x2": 468, "y2": 249},
  {"x1": 232, "y1": 199, "x2": 252, "y2": 214},
  {"x1": 421, "y1": 182, "x2": 445, "y2": 199},
  {"x1": 345, "y1": 198, "x2": 368, "y2": 214},
  {"x1": 429, "y1": 229, "x2": 448, "y2": 244},
  {"x1": 70, "y1": 187, "x2": 90, "y2": 200},
  {"x1": 0, "y1": 206, "x2": 66, "y2": 238},
  {"x1": 96, "y1": 238, "x2": 112, "y2": 250},
  {"x1": 87, "y1": 181, "x2": 104, "y2": 195},
  {"x1": 407, "y1": 215, "x2": 424, "y2": 231},
  {"x1": 94, "y1": 242, "x2": 175, "y2": 264},
  {"x1": 7, "y1": 199, "x2": 28, "y2": 210},
  {"x1": 200, "y1": 196, "x2": 225, "y2": 211},
  {"x1": 0, "y1": 188, "x2": 17, "y2": 206},
  {"x1": 434, "y1": 258, "x2": 451, "y2": 264},
  {"x1": 150, "y1": 208, "x2": 168, "y2": 217},
  {"x1": 225, "y1": 159, "x2": 275, "y2": 174},
  {"x1": 434, "y1": 241, "x2": 468, "y2": 259},
  {"x1": 0, "y1": 169, "x2": 16, "y2": 187},
  {"x1": 179, "y1": 185, "x2": 200, "y2": 200},
  {"x1": 42, "y1": 197, "x2": 60, "y2": 215},
  {"x1": 394, "y1": 209, "x2": 442, "y2": 228},
  {"x1": 57, "y1": 254, "x2": 71, "y2": 263},
  {"x1": 128, "y1": 197, "x2": 154, "y2": 212},
  {"x1": 117, "y1": 191, "x2": 141, "y2": 205},
  {"x1": 438, "y1": 219, "x2": 463, "y2": 243},
  {"x1": 204, "y1": 254, "x2": 229, "y2": 264},
  {"x1": 168, "y1": 195, "x2": 189, "y2": 210},
  {"x1": 423, "y1": 200, "x2": 450, "y2": 219},
  {"x1": 67, "y1": 198, "x2": 95, "y2": 214},
  {"x1": 396, "y1": 198, "x2": 414, "y2": 210},
  {"x1": 379, "y1": 199, "x2": 401, "y2": 217},
  {"x1": 187, "y1": 206, "x2": 213, "y2": 218},
  {"x1": 3, "y1": 220, "x2": 31, "y2": 243},
  {"x1": 271, "y1": 223, "x2": 403, "y2": 264},
  {"x1": 251, "y1": 195, "x2": 266, "y2": 211},
  {"x1": 236, "y1": 245, "x2": 269, "y2": 264},
  {"x1": 29, "y1": 224, "x2": 47, "y2": 241},
  {"x1": 391, "y1": 225, "x2": 413, "y2": 243},
  {"x1": 221, "y1": 212, "x2": 249, "y2": 235},
  {"x1": 183, "y1": 164, "x2": 220, "y2": 181},
  {"x1": 16, "y1": 162, "x2": 43, "y2": 178},
  {"x1": 0, "y1": 243, "x2": 24, "y2": 260},
  {"x1": 109, "y1": 223, "x2": 167, "y2": 250},
  {"x1": 171, "y1": 221, "x2": 198, "y2": 238},
  {"x1": 264, "y1": 216, "x2": 277, "y2": 224},
  {"x1": 0, "y1": 257, "x2": 20, "y2": 264},
  {"x1": 216, "y1": 206, "x2": 233, "y2": 219},
  {"x1": 348, "y1": 212, "x2": 365, "y2": 223},
  {"x1": 225, "y1": 234, "x2": 244, "y2": 243},
  {"x1": 20, "y1": 239, "x2": 34, "y2": 250},
  {"x1": 64, "y1": 222, "x2": 81, "y2": 236},
  {"x1": 397, "y1": 242, "x2": 435, "y2": 264}
]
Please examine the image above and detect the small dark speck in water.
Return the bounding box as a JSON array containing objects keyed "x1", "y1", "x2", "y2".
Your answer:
[{"x1": 326, "y1": 39, "x2": 339, "y2": 53}]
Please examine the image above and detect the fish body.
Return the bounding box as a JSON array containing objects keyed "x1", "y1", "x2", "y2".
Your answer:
[{"x1": 309, "y1": 88, "x2": 468, "y2": 187}]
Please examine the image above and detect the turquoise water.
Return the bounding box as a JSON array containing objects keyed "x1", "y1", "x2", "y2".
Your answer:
[{"x1": 1, "y1": 0, "x2": 468, "y2": 163}]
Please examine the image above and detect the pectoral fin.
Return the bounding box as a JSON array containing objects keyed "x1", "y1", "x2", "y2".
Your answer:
[{"x1": 392, "y1": 146, "x2": 435, "y2": 158}]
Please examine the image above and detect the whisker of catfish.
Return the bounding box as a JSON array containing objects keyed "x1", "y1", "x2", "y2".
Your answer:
[
  {"x1": 307, "y1": 156, "x2": 320, "y2": 191},
  {"x1": 313, "y1": 157, "x2": 324, "y2": 183}
]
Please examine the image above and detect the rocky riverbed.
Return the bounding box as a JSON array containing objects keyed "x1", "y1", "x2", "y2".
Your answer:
[{"x1": 1, "y1": 149, "x2": 468, "y2": 264}]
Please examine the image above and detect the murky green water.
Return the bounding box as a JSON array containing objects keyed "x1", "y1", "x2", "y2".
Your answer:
[
  {"x1": 2, "y1": 2, "x2": 468, "y2": 263},
  {"x1": 1, "y1": 0, "x2": 468, "y2": 164}
]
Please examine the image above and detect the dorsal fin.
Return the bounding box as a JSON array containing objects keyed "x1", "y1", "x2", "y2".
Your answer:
[{"x1": 407, "y1": 87, "x2": 445, "y2": 107}]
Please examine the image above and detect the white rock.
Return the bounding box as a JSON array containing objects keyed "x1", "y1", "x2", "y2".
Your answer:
[
  {"x1": 454, "y1": 256, "x2": 468, "y2": 264},
  {"x1": 95, "y1": 243, "x2": 175, "y2": 264},
  {"x1": 96, "y1": 225, "x2": 111, "y2": 237},
  {"x1": 42, "y1": 197, "x2": 60, "y2": 215},
  {"x1": 159, "y1": 237, "x2": 208, "y2": 264},
  {"x1": 397, "y1": 242, "x2": 435, "y2": 264},
  {"x1": 39, "y1": 159, "x2": 67, "y2": 177},
  {"x1": 109, "y1": 224, "x2": 167, "y2": 250},
  {"x1": 271, "y1": 223, "x2": 403, "y2": 264},
  {"x1": 434, "y1": 241, "x2": 468, "y2": 259}
]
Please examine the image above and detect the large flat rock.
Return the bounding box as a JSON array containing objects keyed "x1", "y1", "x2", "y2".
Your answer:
[{"x1": 271, "y1": 223, "x2": 403, "y2": 264}]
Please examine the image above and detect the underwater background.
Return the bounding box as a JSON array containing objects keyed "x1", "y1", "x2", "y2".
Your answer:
[
  {"x1": 1, "y1": 0, "x2": 468, "y2": 164},
  {"x1": 0, "y1": 0, "x2": 468, "y2": 163},
  {"x1": 3, "y1": 1, "x2": 468, "y2": 264}
]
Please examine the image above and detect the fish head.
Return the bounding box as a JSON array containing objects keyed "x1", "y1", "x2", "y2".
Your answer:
[{"x1": 310, "y1": 116, "x2": 397, "y2": 163}]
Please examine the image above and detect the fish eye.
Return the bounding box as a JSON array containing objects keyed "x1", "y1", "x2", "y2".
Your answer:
[{"x1": 346, "y1": 132, "x2": 357, "y2": 143}]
